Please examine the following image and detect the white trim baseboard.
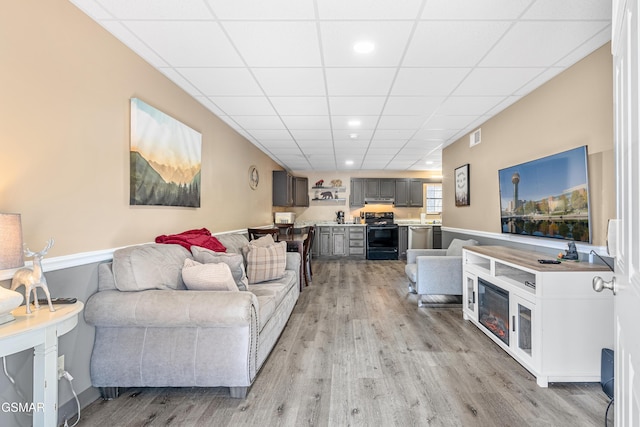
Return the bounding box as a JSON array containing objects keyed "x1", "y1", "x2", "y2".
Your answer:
[{"x1": 441, "y1": 226, "x2": 609, "y2": 256}]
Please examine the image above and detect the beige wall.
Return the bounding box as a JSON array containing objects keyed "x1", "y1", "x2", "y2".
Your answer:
[
  {"x1": 442, "y1": 44, "x2": 614, "y2": 247},
  {"x1": 289, "y1": 170, "x2": 442, "y2": 223},
  {"x1": 1, "y1": 0, "x2": 281, "y2": 257}
]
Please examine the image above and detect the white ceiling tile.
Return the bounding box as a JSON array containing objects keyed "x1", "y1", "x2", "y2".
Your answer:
[
  {"x1": 125, "y1": 21, "x2": 243, "y2": 67},
  {"x1": 99, "y1": 21, "x2": 169, "y2": 67},
  {"x1": 391, "y1": 68, "x2": 471, "y2": 96},
  {"x1": 404, "y1": 21, "x2": 511, "y2": 67},
  {"x1": 73, "y1": 1, "x2": 612, "y2": 172},
  {"x1": 329, "y1": 97, "x2": 387, "y2": 115},
  {"x1": 222, "y1": 22, "x2": 321, "y2": 67},
  {"x1": 421, "y1": 0, "x2": 532, "y2": 20},
  {"x1": 377, "y1": 116, "x2": 427, "y2": 129},
  {"x1": 91, "y1": 0, "x2": 214, "y2": 19},
  {"x1": 372, "y1": 130, "x2": 416, "y2": 140},
  {"x1": 383, "y1": 97, "x2": 444, "y2": 116},
  {"x1": 270, "y1": 97, "x2": 329, "y2": 115},
  {"x1": 206, "y1": 0, "x2": 316, "y2": 19},
  {"x1": 522, "y1": 0, "x2": 611, "y2": 20},
  {"x1": 423, "y1": 115, "x2": 477, "y2": 129},
  {"x1": 317, "y1": 0, "x2": 423, "y2": 19},
  {"x1": 480, "y1": 21, "x2": 611, "y2": 67},
  {"x1": 231, "y1": 116, "x2": 286, "y2": 130},
  {"x1": 453, "y1": 68, "x2": 543, "y2": 96},
  {"x1": 436, "y1": 97, "x2": 505, "y2": 116},
  {"x1": 320, "y1": 21, "x2": 415, "y2": 67},
  {"x1": 290, "y1": 129, "x2": 333, "y2": 140},
  {"x1": 330, "y1": 115, "x2": 379, "y2": 130},
  {"x1": 178, "y1": 68, "x2": 262, "y2": 96},
  {"x1": 210, "y1": 96, "x2": 277, "y2": 115},
  {"x1": 247, "y1": 130, "x2": 294, "y2": 141},
  {"x1": 325, "y1": 68, "x2": 397, "y2": 96},
  {"x1": 556, "y1": 29, "x2": 611, "y2": 67},
  {"x1": 281, "y1": 116, "x2": 331, "y2": 129},
  {"x1": 252, "y1": 68, "x2": 326, "y2": 96}
]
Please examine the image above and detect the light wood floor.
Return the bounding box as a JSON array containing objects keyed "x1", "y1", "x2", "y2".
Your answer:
[{"x1": 79, "y1": 260, "x2": 612, "y2": 426}]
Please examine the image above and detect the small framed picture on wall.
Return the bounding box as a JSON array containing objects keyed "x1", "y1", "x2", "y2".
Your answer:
[{"x1": 455, "y1": 164, "x2": 470, "y2": 206}]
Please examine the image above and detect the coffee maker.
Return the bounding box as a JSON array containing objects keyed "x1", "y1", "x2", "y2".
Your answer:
[{"x1": 336, "y1": 210, "x2": 345, "y2": 224}]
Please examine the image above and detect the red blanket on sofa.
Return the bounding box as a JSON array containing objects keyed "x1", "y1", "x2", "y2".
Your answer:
[{"x1": 155, "y1": 228, "x2": 226, "y2": 252}]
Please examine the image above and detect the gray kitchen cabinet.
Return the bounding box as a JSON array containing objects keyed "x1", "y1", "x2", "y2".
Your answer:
[
  {"x1": 350, "y1": 178, "x2": 365, "y2": 207},
  {"x1": 365, "y1": 178, "x2": 394, "y2": 199},
  {"x1": 331, "y1": 226, "x2": 348, "y2": 256},
  {"x1": 395, "y1": 179, "x2": 424, "y2": 207},
  {"x1": 348, "y1": 227, "x2": 366, "y2": 258},
  {"x1": 273, "y1": 171, "x2": 308, "y2": 207},
  {"x1": 398, "y1": 225, "x2": 408, "y2": 259},
  {"x1": 293, "y1": 176, "x2": 309, "y2": 206}
]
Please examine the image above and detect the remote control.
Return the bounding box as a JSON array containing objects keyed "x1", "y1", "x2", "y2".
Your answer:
[
  {"x1": 538, "y1": 259, "x2": 561, "y2": 264},
  {"x1": 36, "y1": 297, "x2": 77, "y2": 305}
]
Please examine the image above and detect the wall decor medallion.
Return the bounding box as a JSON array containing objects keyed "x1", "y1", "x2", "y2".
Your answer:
[
  {"x1": 130, "y1": 98, "x2": 202, "y2": 207},
  {"x1": 455, "y1": 163, "x2": 470, "y2": 206},
  {"x1": 249, "y1": 165, "x2": 259, "y2": 190}
]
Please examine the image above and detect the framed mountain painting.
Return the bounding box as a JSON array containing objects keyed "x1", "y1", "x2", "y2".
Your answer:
[{"x1": 130, "y1": 98, "x2": 202, "y2": 207}]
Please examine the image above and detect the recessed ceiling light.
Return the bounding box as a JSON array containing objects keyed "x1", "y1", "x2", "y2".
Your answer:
[
  {"x1": 345, "y1": 160, "x2": 354, "y2": 166},
  {"x1": 348, "y1": 120, "x2": 361, "y2": 127},
  {"x1": 349, "y1": 133, "x2": 358, "y2": 139},
  {"x1": 426, "y1": 161, "x2": 434, "y2": 165},
  {"x1": 353, "y1": 41, "x2": 375, "y2": 54}
]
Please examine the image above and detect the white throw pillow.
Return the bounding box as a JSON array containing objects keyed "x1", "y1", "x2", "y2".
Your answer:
[
  {"x1": 245, "y1": 241, "x2": 287, "y2": 284},
  {"x1": 181, "y1": 259, "x2": 239, "y2": 291},
  {"x1": 190, "y1": 246, "x2": 248, "y2": 291}
]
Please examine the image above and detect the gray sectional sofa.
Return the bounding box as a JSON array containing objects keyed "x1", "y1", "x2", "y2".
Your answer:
[{"x1": 84, "y1": 233, "x2": 300, "y2": 399}]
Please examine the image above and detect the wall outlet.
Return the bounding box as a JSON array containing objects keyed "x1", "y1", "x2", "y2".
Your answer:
[{"x1": 57, "y1": 355, "x2": 65, "y2": 380}]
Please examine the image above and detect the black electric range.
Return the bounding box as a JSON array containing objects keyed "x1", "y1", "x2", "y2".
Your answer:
[{"x1": 364, "y1": 212, "x2": 399, "y2": 260}]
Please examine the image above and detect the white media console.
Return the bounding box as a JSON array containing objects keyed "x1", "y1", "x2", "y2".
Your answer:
[{"x1": 462, "y1": 246, "x2": 613, "y2": 387}]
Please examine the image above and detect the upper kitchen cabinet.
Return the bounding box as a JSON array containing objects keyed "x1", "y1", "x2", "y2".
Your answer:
[
  {"x1": 272, "y1": 171, "x2": 308, "y2": 207},
  {"x1": 365, "y1": 179, "x2": 395, "y2": 199},
  {"x1": 395, "y1": 179, "x2": 425, "y2": 207},
  {"x1": 350, "y1": 178, "x2": 365, "y2": 207}
]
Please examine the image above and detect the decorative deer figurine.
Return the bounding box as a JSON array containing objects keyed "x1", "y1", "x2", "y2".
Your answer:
[{"x1": 10, "y1": 238, "x2": 55, "y2": 314}]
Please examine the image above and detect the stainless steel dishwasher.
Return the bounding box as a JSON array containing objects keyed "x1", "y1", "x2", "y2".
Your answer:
[{"x1": 408, "y1": 225, "x2": 433, "y2": 249}]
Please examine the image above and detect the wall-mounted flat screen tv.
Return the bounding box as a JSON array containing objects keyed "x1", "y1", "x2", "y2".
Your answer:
[{"x1": 498, "y1": 146, "x2": 591, "y2": 243}]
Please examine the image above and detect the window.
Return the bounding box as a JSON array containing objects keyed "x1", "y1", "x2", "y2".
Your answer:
[{"x1": 426, "y1": 184, "x2": 442, "y2": 214}]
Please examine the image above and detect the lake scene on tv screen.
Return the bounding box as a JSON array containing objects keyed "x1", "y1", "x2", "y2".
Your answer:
[{"x1": 499, "y1": 146, "x2": 590, "y2": 242}]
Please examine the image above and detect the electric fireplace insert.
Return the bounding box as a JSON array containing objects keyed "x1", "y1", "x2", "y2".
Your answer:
[{"x1": 478, "y1": 278, "x2": 510, "y2": 346}]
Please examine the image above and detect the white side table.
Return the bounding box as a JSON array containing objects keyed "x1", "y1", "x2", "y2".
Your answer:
[{"x1": 0, "y1": 302, "x2": 84, "y2": 427}]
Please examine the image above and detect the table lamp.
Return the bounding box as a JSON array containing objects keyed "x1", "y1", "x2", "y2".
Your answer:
[{"x1": 0, "y1": 213, "x2": 25, "y2": 324}]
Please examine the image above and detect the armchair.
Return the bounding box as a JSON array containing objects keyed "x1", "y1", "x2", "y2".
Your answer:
[{"x1": 405, "y1": 238, "x2": 479, "y2": 307}]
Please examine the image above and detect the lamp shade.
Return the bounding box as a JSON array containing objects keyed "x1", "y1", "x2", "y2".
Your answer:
[{"x1": 0, "y1": 213, "x2": 24, "y2": 270}]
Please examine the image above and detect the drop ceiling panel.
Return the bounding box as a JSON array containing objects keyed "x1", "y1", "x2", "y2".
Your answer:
[
  {"x1": 329, "y1": 97, "x2": 387, "y2": 116},
  {"x1": 221, "y1": 22, "x2": 321, "y2": 67},
  {"x1": 177, "y1": 68, "x2": 263, "y2": 96},
  {"x1": 270, "y1": 97, "x2": 329, "y2": 115},
  {"x1": 453, "y1": 68, "x2": 544, "y2": 96},
  {"x1": 206, "y1": 0, "x2": 316, "y2": 20},
  {"x1": 403, "y1": 21, "x2": 512, "y2": 67},
  {"x1": 421, "y1": 0, "x2": 533, "y2": 20},
  {"x1": 320, "y1": 21, "x2": 415, "y2": 67},
  {"x1": 325, "y1": 68, "x2": 397, "y2": 96},
  {"x1": 70, "y1": 0, "x2": 613, "y2": 171},
  {"x1": 480, "y1": 21, "x2": 610, "y2": 67},
  {"x1": 125, "y1": 21, "x2": 243, "y2": 67},
  {"x1": 391, "y1": 68, "x2": 471, "y2": 96},
  {"x1": 252, "y1": 68, "x2": 326, "y2": 96},
  {"x1": 317, "y1": 0, "x2": 424, "y2": 19}
]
